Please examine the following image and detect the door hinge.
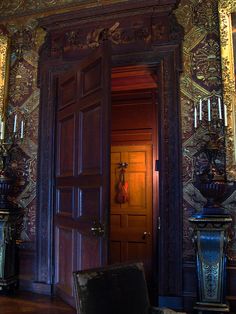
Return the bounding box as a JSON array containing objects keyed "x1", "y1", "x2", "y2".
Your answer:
[
  {"x1": 158, "y1": 217, "x2": 161, "y2": 230},
  {"x1": 155, "y1": 160, "x2": 160, "y2": 171}
]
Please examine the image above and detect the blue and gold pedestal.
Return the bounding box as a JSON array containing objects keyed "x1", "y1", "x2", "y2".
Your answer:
[
  {"x1": 189, "y1": 212, "x2": 232, "y2": 312},
  {"x1": 0, "y1": 175, "x2": 23, "y2": 291},
  {"x1": 0, "y1": 208, "x2": 20, "y2": 291}
]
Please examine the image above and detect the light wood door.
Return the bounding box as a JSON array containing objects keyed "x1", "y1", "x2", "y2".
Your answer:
[
  {"x1": 110, "y1": 145, "x2": 153, "y2": 278},
  {"x1": 54, "y1": 42, "x2": 111, "y2": 306}
]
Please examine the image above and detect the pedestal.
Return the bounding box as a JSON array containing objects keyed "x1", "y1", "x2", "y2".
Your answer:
[
  {"x1": 0, "y1": 208, "x2": 21, "y2": 291},
  {"x1": 189, "y1": 212, "x2": 232, "y2": 312}
]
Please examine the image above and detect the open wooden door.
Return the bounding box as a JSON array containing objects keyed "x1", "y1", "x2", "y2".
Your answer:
[{"x1": 54, "y1": 42, "x2": 111, "y2": 306}]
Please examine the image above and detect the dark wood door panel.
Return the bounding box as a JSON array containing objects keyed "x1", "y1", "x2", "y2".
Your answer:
[
  {"x1": 79, "y1": 104, "x2": 102, "y2": 175},
  {"x1": 58, "y1": 72, "x2": 77, "y2": 110},
  {"x1": 54, "y1": 212, "x2": 101, "y2": 234},
  {"x1": 57, "y1": 113, "x2": 76, "y2": 177},
  {"x1": 55, "y1": 226, "x2": 74, "y2": 295},
  {"x1": 81, "y1": 58, "x2": 102, "y2": 97},
  {"x1": 56, "y1": 187, "x2": 74, "y2": 217},
  {"x1": 77, "y1": 187, "x2": 101, "y2": 219},
  {"x1": 78, "y1": 234, "x2": 103, "y2": 269},
  {"x1": 56, "y1": 185, "x2": 102, "y2": 221}
]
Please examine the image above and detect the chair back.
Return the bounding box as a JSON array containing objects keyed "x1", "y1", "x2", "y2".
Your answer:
[{"x1": 73, "y1": 262, "x2": 150, "y2": 314}]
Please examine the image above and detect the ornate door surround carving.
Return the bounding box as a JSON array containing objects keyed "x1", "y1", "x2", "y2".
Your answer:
[{"x1": 37, "y1": 0, "x2": 184, "y2": 303}]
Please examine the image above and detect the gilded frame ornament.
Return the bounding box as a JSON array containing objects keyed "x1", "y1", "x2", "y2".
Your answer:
[
  {"x1": 219, "y1": 0, "x2": 236, "y2": 180},
  {"x1": 0, "y1": 31, "x2": 10, "y2": 118}
]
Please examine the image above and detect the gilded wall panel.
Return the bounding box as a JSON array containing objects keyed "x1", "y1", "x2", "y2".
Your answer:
[
  {"x1": 219, "y1": 0, "x2": 236, "y2": 179},
  {"x1": 0, "y1": 28, "x2": 10, "y2": 116}
]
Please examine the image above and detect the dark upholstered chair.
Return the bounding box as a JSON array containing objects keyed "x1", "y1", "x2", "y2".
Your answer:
[{"x1": 73, "y1": 262, "x2": 184, "y2": 314}]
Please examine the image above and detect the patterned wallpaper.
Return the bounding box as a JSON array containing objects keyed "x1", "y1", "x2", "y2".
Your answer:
[
  {"x1": 1, "y1": 0, "x2": 236, "y2": 259},
  {"x1": 4, "y1": 20, "x2": 44, "y2": 243},
  {"x1": 176, "y1": 0, "x2": 236, "y2": 261}
]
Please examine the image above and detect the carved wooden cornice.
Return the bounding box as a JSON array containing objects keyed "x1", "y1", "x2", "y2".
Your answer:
[
  {"x1": 0, "y1": 0, "x2": 97, "y2": 20},
  {"x1": 38, "y1": 0, "x2": 178, "y2": 30},
  {"x1": 0, "y1": 0, "x2": 179, "y2": 21},
  {"x1": 38, "y1": 0, "x2": 183, "y2": 62}
]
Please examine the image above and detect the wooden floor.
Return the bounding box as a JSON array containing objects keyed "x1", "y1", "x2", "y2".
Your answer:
[{"x1": 0, "y1": 291, "x2": 76, "y2": 314}]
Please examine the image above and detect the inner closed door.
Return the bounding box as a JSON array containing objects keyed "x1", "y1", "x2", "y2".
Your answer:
[{"x1": 110, "y1": 145, "x2": 153, "y2": 278}]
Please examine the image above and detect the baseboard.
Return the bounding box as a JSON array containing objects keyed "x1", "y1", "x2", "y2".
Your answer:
[
  {"x1": 182, "y1": 294, "x2": 196, "y2": 313},
  {"x1": 158, "y1": 296, "x2": 183, "y2": 310},
  {"x1": 19, "y1": 279, "x2": 52, "y2": 295}
]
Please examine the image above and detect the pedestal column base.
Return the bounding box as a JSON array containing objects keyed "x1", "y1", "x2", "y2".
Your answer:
[
  {"x1": 194, "y1": 301, "x2": 229, "y2": 312},
  {"x1": 189, "y1": 212, "x2": 232, "y2": 313}
]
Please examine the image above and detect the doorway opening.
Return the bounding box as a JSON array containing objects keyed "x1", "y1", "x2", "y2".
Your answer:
[{"x1": 109, "y1": 65, "x2": 159, "y2": 286}]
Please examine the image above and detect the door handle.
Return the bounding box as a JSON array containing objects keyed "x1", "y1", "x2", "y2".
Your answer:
[
  {"x1": 91, "y1": 221, "x2": 105, "y2": 237},
  {"x1": 143, "y1": 231, "x2": 151, "y2": 239}
]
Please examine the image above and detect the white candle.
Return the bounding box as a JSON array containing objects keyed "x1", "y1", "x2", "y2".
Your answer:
[
  {"x1": 207, "y1": 98, "x2": 211, "y2": 121},
  {"x1": 199, "y1": 99, "x2": 202, "y2": 121},
  {"x1": 224, "y1": 104, "x2": 228, "y2": 127},
  {"x1": 20, "y1": 120, "x2": 24, "y2": 139},
  {"x1": 13, "y1": 114, "x2": 17, "y2": 133},
  {"x1": 218, "y1": 96, "x2": 222, "y2": 119},
  {"x1": 0, "y1": 121, "x2": 5, "y2": 140},
  {"x1": 194, "y1": 106, "x2": 197, "y2": 128}
]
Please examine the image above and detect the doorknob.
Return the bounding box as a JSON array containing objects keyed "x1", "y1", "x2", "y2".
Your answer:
[
  {"x1": 91, "y1": 221, "x2": 105, "y2": 237},
  {"x1": 143, "y1": 231, "x2": 151, "y2": 239}
]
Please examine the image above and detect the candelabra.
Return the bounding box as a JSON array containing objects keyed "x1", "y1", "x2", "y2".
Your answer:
[
  {"x1": 0, "y1": 112, "x2": 24, "y2": 292},
  {"x1": 192, "y1": 91, "x2": 231, "y2": 206},
  {"x1": 0, "y1": 113, "x2": 24, "y2": 169},
  {"x1": 190, "y1": 91, "x2": 233, "y2": 312},
  {"x1": 193, "y1": 91, "x2": 227, "y2": 129}
]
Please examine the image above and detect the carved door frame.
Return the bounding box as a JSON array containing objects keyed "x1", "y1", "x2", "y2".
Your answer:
[{"x1": 36, "y1": 0, "x2": 183, "y2": 305}]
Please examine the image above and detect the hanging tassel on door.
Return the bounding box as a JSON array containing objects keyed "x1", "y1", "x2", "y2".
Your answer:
[{"x1": 115, "y1": 162, "x2": 129, "y2": 204}]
